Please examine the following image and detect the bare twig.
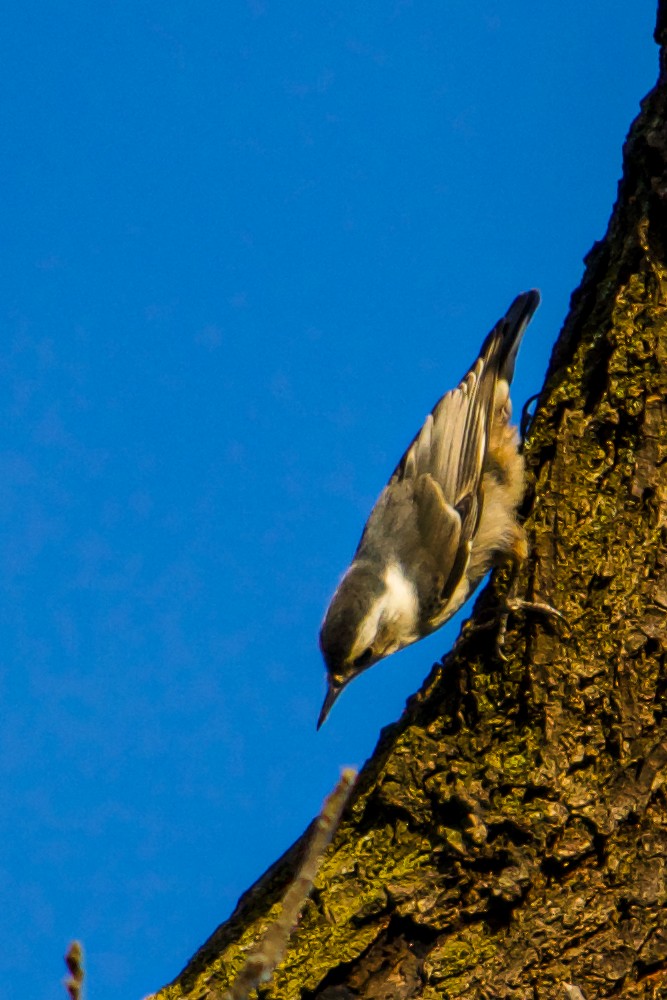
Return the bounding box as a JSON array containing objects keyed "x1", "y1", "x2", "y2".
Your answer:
[
  {"x1": 218, "y1": 767, "x2": 357, "y2": 1000},
  {"x1": 64, "y1": 941, "x2": 84, "y2": 1000}
]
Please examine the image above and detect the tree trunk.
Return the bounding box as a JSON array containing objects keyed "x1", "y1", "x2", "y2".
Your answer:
[{"x1": 155, "y1": 8, "x2": 667, "y2": 999}]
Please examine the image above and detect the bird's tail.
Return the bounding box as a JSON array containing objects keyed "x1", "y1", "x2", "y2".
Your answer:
[{"x1": 487, "y1": 289, "x2": 541, "y2": 386}]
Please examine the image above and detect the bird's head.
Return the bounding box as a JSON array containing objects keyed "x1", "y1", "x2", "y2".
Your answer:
[{"x1": 317, "y1": 561, "x2": 419, "y2": 728}]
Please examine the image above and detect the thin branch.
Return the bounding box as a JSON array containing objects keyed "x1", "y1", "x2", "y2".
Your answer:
[{"x1": 217, "y1": 767, "x2": 357, "y2": 1000}]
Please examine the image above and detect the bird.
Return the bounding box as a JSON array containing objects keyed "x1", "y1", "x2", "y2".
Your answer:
[{"x1": 317, "y1": 290, "x2": 541, "y2": 729}]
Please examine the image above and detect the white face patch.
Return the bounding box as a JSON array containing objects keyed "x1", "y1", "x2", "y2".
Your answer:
[{"x1": 349, "y1": 563, "x2": 419, "y2": 663}]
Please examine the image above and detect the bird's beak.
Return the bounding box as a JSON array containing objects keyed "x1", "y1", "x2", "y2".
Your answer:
[{"x1": 316, "y1": 679, "x2": 343, "y2": 730}]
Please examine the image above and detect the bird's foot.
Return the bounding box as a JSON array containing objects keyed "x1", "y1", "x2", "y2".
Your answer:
[{"x1": 496, "y1": 596, "x2": 568, "y2": 659}]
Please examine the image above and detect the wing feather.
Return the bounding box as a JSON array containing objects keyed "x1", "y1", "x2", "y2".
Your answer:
[{"x1": 391, "y1": 338, "x2": 501, "y2": 554}]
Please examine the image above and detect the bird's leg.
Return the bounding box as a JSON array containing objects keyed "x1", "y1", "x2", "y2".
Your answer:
[{"x1": 496, "y1": 539, "x2": 567, "y2": 658}]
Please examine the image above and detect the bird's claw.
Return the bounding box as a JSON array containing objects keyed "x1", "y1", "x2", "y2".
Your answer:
[
  {"x1": 505, "y1": 596, "x2": 568, "y2": 624},
  {"x1": 520, "y1": 392, "x2": 541, "y2": 441},
  {"x1": 496, "y1": 596, "x2": 569, "y2": 658}
]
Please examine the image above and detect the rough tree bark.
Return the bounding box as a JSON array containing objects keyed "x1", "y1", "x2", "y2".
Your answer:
[{"x1": 154, "y1": 8, "x2": 667, "y2": 999}]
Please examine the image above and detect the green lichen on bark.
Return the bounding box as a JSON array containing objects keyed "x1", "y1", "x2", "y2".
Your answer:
[{"x1": 154, "y1": 9, "x2": 667, "y2": 1000}]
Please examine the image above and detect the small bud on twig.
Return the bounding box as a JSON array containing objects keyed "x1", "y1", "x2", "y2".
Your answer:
[{"x1": 64, "y1": 941, "x2": 84, "y2": 1000}]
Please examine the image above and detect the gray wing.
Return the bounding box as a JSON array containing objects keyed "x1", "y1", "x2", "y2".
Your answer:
[{"x1": 393, "y1": 333, "x2": 503, "y2": 557}]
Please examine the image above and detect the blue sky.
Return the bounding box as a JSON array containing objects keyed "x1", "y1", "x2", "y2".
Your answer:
[{"x1": 2, "y1": 2, "x2": 659, "y2": 997}]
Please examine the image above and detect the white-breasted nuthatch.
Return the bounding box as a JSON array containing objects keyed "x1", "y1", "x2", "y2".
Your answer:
[{"x1": 317, "y1": 291, "x2": 540, "y2": 728}]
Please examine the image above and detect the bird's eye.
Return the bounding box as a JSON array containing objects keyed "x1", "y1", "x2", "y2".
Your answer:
[{"x1": 353, "y1": 647, "x2": 373, "y2": 668}]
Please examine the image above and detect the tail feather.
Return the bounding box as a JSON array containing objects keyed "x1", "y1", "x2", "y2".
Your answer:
[{"x1": 494, "y1": 289, "x2": 540, "y2": 385}]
